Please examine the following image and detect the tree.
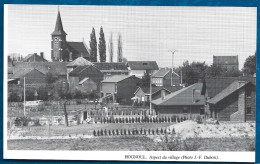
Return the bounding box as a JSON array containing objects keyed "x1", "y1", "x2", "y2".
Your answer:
[
  {"x1": 99, "y1": 27, "x2": 106, "y2": 62},
  {"x1": 89, "y1": 27, "x2": 97, "y2": 62},
  {"x1": 117, "y1": 33, "x2": 123, "y2": 62},
  {"x1": 108, "y1": 32, "x2": 113, "y2": 62},
  {"x1": 180, "y1": 61, "x2": 208, "y2": 85},
  {"x1": 52, "y1": 79, "x2": 71, "y2": 126},
  {"x1": 243, "y1": 52, "x2": 256, "y2": 75}
]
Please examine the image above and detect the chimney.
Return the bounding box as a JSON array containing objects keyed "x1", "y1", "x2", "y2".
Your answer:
[
  {"x1": 161, "y1": 89, "x2": 165, "y2": 100},
  {"x1": 40, "y1": 52, "x2": 44, "y2": 59},
  {"x1": 192, "y1": 88, "x2": 195, "y2": 103},
  {"x1": 69, "y1": 52, "x2": 73, "y2": 61}
]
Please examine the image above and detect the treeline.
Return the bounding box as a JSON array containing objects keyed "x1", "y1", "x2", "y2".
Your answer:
[
  {"x1": 89, "y1": 27, "x2": 123, "y2": 63},
  {"x1": 174, "y1": 53, "x2": 256, "y2": 86}
]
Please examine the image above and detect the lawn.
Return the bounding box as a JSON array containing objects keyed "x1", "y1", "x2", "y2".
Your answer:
[{"x1": 7, "y1": 136, "x2": 255, "y2": 151}]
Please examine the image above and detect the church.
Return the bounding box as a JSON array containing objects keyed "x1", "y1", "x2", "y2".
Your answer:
[{"x1": 51, "y1": 9, "x2": 90, "y2": 62}]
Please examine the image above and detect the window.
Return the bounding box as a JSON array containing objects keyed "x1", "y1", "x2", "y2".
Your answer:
[
  {"x1": 246, "y1": 90, "x2": 252, "y2": 98},
  {"x1": 246, "y1": 107, "x2": 252, "y2": 115},
  {"x1": 200, "y1": 108, "x2": 205, "y2": 115},
  {"x1": 183, "y1": 107, "x2": 188, "y2": 114}
]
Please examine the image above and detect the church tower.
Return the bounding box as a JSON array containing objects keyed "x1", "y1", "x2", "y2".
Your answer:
[{"x1": 51, "y1": 8, "x2": 68, "y2": 61}]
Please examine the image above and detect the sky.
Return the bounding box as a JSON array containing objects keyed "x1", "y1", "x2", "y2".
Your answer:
[{"x1": 6, "y1": 5, "x2": 256, "y2": 69}]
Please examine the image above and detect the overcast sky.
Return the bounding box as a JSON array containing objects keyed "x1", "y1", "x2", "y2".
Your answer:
[{"x1": 7, "y1": 5, "x2": 256, "y2": 69}]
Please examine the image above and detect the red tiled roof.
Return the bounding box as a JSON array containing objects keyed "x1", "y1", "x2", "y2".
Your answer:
[
  {"x1": 127, "y1": 61, "x2": 159, "y2": 70},
  {"x1": 152, "y1": 83, "x2": 205, "y2": 106}
]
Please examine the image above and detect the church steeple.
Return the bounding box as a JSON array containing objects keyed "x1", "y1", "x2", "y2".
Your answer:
[
  {"x1": 51, "y1": 7, "x2": 68, "y2": 62},
  {"x1": 51, "y1": 8, "x2": 67, "y2": 35}
]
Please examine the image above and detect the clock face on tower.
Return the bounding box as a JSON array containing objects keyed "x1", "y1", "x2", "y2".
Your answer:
[{"x1": 54, "y1": 37, "x2": 59, "y2": 48}]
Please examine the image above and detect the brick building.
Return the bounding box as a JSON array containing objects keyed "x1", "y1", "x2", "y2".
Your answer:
[
  {"x1": 133, "y1": 86, "x2": 172, "y2": 104},
  {"x1": 51, "y1": 9, "x2": 90, "y2": 62},
  {"x1": 93, "y1": 62, "x2": 129, "y2": 79},
  {"x1": 204, "y1": 77, "x2": 256, "y2": 121},
  {"x1": 100, "y1": 75, "x2": 141, "y2": 104},
  {"x1": 152, "y1": 68, "x2": 181, "y2": 87},
  {"x1": 23, "y1": 52, "x2": 48, "y2": 62},
  {"x1": 152, "y1": 83, "x2": 205, "y2": 116},
  {"x1": 126, "y1": 61, "x2": 159, "y2": 78},
  {"x1": 68, "y1": 65, "x2": 103, "y2": 92},
  {"x1": 213, "y1": 56, "x2": 239, "y2": 71}
]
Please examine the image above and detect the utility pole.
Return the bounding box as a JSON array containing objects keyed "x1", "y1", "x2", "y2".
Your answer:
[
  {"x1": 23, "y1": 77, "x2": 26, "y2": 116},
  {"x1": 168, "y1": 49, "x2": 177, "y2": 86},
  {"x1": 149, "y1": 71, "x2": 152, "y2": 112}
]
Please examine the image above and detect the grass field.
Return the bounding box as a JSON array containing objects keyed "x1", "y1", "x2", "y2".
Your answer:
[
  {"x1": 7, "y1": 136, "x2": 255, "y2": 151},
  {"x1": 10, "y1": 123, "x2": 172, "y2": 137}
]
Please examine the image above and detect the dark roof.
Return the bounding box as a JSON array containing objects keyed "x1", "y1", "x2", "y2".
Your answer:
[
  {"x1": 69, "y1": 65, "x2": 90, "y2": 76},
  {"x1": 101, "y1": 75, "x2": 136, "y2": 83},
  {"x1": 23, "y1": 53, "x2": 48, "y2": 62},
  {"x1": 12, "y1": 62, "x2": 68, "y2": 76},
  {"x1": 152, "y1": 69, "x2": 170, "y2": 77},
  {"x1": 51, "y1": 10, "x2": 67, "y2": 35},
  {"x1": 135, "y1": 86, "x2": 171, "y2": 95},
  {"x1": 207, "y1": 81, "x2": 250, "y2": 104},
  {"x1": 213, "y1": 56, "x2": 238, "y2": 65},
  {"x1": 205, "y1": 77, "x2": 256, "y2": 98},
  {"x1": 12, "y1": 68, "x2": 44, "y2": 79},
  {"x1": 164, "y1": 86, "x2": 183, "y2": 92},
  {"x1": 152, "y1": 69, "x2": 180, "y2": 78},
  {"x1": 67, "y1": 42, "x2": 90, "y2": 58},
  {"x1": 152, "y1": 83, "x2": 205, "y2": 106},
  {"x1": 127, "y1": 61, "x2": 159, "y2": 70},
  {"x1": 67, "y1": 57, "x2": 93, "y2": 67},
  {"x1": 93, "y1": 62, "x2": 128, "y2": 71}
]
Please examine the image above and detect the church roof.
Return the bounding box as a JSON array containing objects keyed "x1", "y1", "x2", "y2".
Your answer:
[
  {"x1": 67, "y1": 57, "x2": 93, "y2": 67},
  {"x1": 67, "y1": 41, "x2": 90, "y2": 58},
  {"x1": 51, "y1": 10, "x2": 67, "y2": 35}
]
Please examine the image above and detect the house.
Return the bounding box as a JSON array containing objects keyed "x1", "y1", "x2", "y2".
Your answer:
[
  {"x1": 93, "y1": 62, "x2": 129, "y2": 79},
  {"x1": 10, "y1": 68, "x2": 47, "y2": 85},
  {"x1": 152, "y1": 68, "x2": 181, "y2": 87},
  {"x1": 152, "y1": 83, "x2": 205, "y2": 116},
  {"x1": 51, "y1": 9, "x2": 90, "y2": 62},
  {"x1": 100, "y1": 75, "x2": 141, "y2": 104},
  {"x1": 68, "y1": 65, "x2": 103, "y2": 92},
  {"x1": 133, "y1": 86, "x2": 172, "y2": 105},
  {"x1": 66, "y1": 57, "x2": 94, "y2": 79},
  {"x1": 126, "y1": 61, "x2": 159, "y2": 78},
  {"x1": 213, "y1": 56, "x2": 239, "y2": 71},
  {"x1": 203, "y1": 77, "x2": 256, "y2": 121},
  {"x1": 23, "y1": 52, "x2": 48, "y2": 62},
  {"x1": 11, "y1": 62, "x2": 68, "y2": 80}
]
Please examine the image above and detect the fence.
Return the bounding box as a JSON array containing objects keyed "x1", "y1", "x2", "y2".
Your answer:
[
  {"x1": 92, "y1": 127, "x2": 175, "y2": 136},
  {"x1": 86, "y1": 115, "x2": 192, "y2": 124}
]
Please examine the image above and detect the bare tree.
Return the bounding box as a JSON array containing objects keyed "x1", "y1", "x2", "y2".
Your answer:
[
  {"x1": 117, "y1": 33, "x2": 123, "y2": 62},
  {"x1": 108, "y1": 32, "x2": 114, "y2": 62}
]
